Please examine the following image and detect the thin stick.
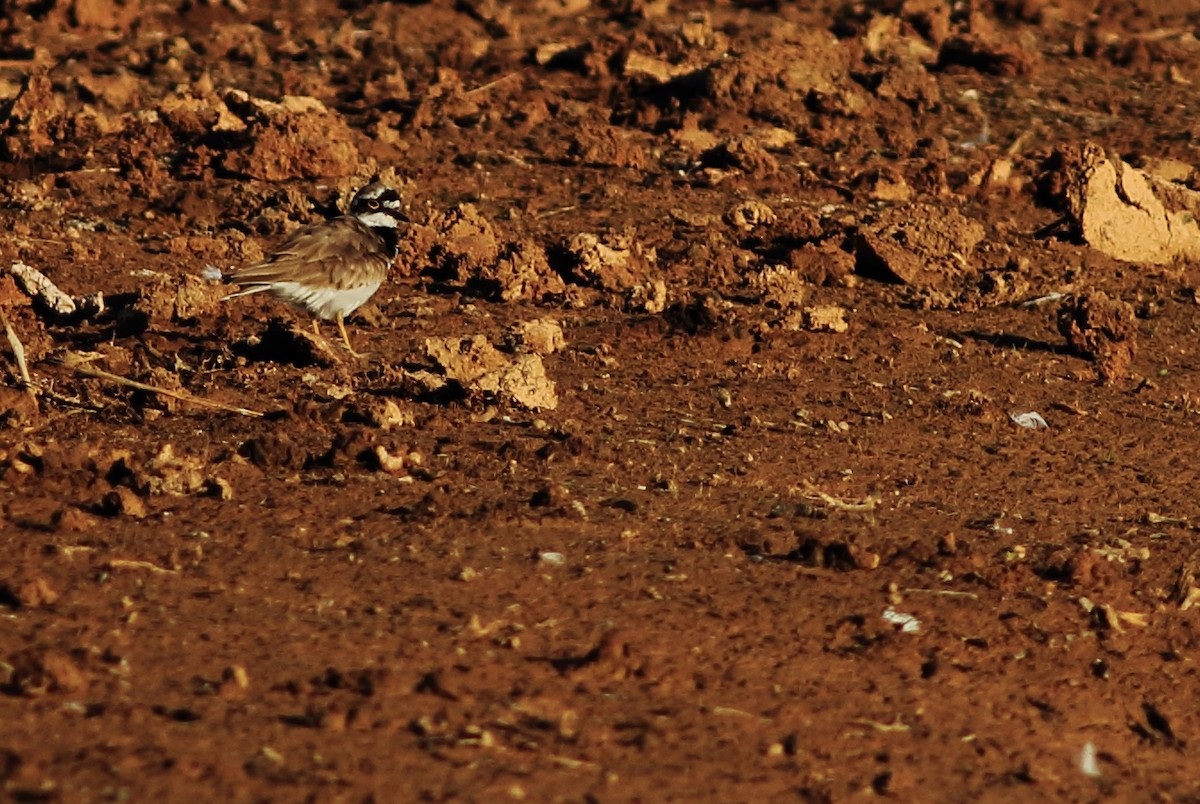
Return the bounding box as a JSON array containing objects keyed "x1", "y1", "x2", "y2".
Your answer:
[
  {"x1": 851, "y1": 718, "x2": 912, "y2": 733},
  {"x1": 107, "y1": 559, "x2": 177, "y2": 574},
  {"x1": 797, "y1": 480, "x2": 881, "y2": 512},
  {"x1": 464, "y1": 72, "x2": 521, "y2": 97},
  {"x1": 1029, "y1": 215, "x2": 1069, "y2": 239},
  {"x1": 901, "y1": 588, "x2": 980, "y2": 599},
  {"x1": 535, "y1": 205, "x2": 577, "y2": 220},
  {"x1": 61, "y1": 356, "x2": 264, "y2": 417},
  {"x1": 0, "y1": 310, "x2": 36, "y2": 401},
  {"x1": 38, "y1": 385, "x2": 103, "y2": 412}
]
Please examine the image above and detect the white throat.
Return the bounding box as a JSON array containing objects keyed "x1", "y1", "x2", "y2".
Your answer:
[{"x1": 355, "y1": 210, "x2": 400, "y2": 229}]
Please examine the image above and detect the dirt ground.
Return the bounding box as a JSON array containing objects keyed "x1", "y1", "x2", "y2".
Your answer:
[{"x1": 5, "y1": 0, "x2": 1200, "y2": 800}]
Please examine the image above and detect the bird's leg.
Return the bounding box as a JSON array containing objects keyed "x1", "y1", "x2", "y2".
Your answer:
[{"x1": 336, "y1": 312, "x2": 365, "y2": 358}]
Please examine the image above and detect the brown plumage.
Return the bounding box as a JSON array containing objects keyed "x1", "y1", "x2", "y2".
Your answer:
[{"x1": 223, "y1": 182, "x2": 405, "y2": 356}]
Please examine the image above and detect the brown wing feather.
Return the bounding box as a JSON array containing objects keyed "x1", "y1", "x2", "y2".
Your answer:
[{"x1": 228, "y1": 217, "x2": 392, "y2": 291}]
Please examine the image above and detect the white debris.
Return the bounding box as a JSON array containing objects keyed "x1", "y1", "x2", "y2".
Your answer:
[
  {"x1": 882, "y1": 607, "x2": 920, "y2": 634},
  {"x1": 537, "y1": 551, "x2": 566, "y2": 566},
  {"x1": 957, "y1": 91, "x2": 990, "y2": 151},
  {"x1": 9, "y1": 260, "x2": 78, "y2": 316},
  {"x1": 1009, "y1": 411, "x2": 1049, "y2": 430},
  {"x1": 1021, "y1": 292, "x2": 1065, "y2": 308},
  {"x1": 201, "y1": 264, "x2": 225, "y2": 282},
  {"x1": 959, "y1": 116, "x2": 990, "y2": 151},
  {"x1": 1078, "y1": 741, "x2": 1101, "y2": 778}
]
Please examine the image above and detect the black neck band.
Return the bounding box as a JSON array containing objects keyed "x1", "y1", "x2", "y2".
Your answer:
[{"x1": 372, "y1": 226, "x2": 399, "y2": 258}]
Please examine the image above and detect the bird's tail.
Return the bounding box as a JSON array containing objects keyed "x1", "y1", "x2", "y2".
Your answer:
[
  {"x1": 219, "y1": 284, "x2": 273, "y2": 301},
  {"x1": 204, "y1": 265, "x2": 272, "y2": 302}
]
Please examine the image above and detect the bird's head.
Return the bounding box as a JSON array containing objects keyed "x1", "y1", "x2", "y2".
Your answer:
[{"x1": 349, "y1": 182, "x2": 407, "y2": 229}]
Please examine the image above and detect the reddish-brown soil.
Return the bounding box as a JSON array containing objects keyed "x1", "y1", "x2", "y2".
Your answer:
[{"x1": 4, "y1": 0, "x2": 1200, "y2": 800}]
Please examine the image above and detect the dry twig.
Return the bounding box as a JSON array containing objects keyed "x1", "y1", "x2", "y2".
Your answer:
[
  {"x1": 464, "y1": 71, "x2": 521, "y2": 97},
  {"x1": 58, "y1": 353, "x2": 264, "y2": 418},
  {"x1": 535, "y1": 205, "x2": 578, "y2": 220},
  {"x1": 796, "y1": 480, "x2": 881, "y2": 512},
  {"x1": 0, "y1": 309, "x2": 36, "y2": 403},
  {"x1": 107, "y1": 559, "x2": 177, "y2": 574}
]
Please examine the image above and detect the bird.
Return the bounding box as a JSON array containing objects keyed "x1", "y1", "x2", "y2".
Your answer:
[{"x1": 221, "y1": 181, "x2": 406, "y2": 357}]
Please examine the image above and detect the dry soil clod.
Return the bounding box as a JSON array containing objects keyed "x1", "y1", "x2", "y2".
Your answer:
[
  {"x1": 1060, "y1": 142, "x2": 1200, "y2": 265},
  {"x1": 425, "y1": 334, "x2": 558, "y2": 411},
  {"x1": 1056, "y1": 291, "x2": 1137, "y2": 383},
  {"x1": 506, "y1": 318, "x2": 566, "y2": 355},
  {"x1": 855, "y1": 204, "x2": 985, "y2": 287}
]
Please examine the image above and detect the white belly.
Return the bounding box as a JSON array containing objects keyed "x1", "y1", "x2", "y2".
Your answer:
[{"x1": 267, "y1": 280, "x2": 383, "y2": 321}]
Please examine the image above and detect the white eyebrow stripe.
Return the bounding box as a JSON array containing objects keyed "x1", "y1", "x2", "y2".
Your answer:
[
  {"x1": 355, "y1": 209, "x2": 404, "y2": 228},
  {"x1": 354, "y1": 184, "x2": 399, "y2": 202}
]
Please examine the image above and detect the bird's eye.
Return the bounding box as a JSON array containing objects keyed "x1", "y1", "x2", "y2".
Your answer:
[{"x1": 367, "y1": 199, "x2": 381, "y2": 209}]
